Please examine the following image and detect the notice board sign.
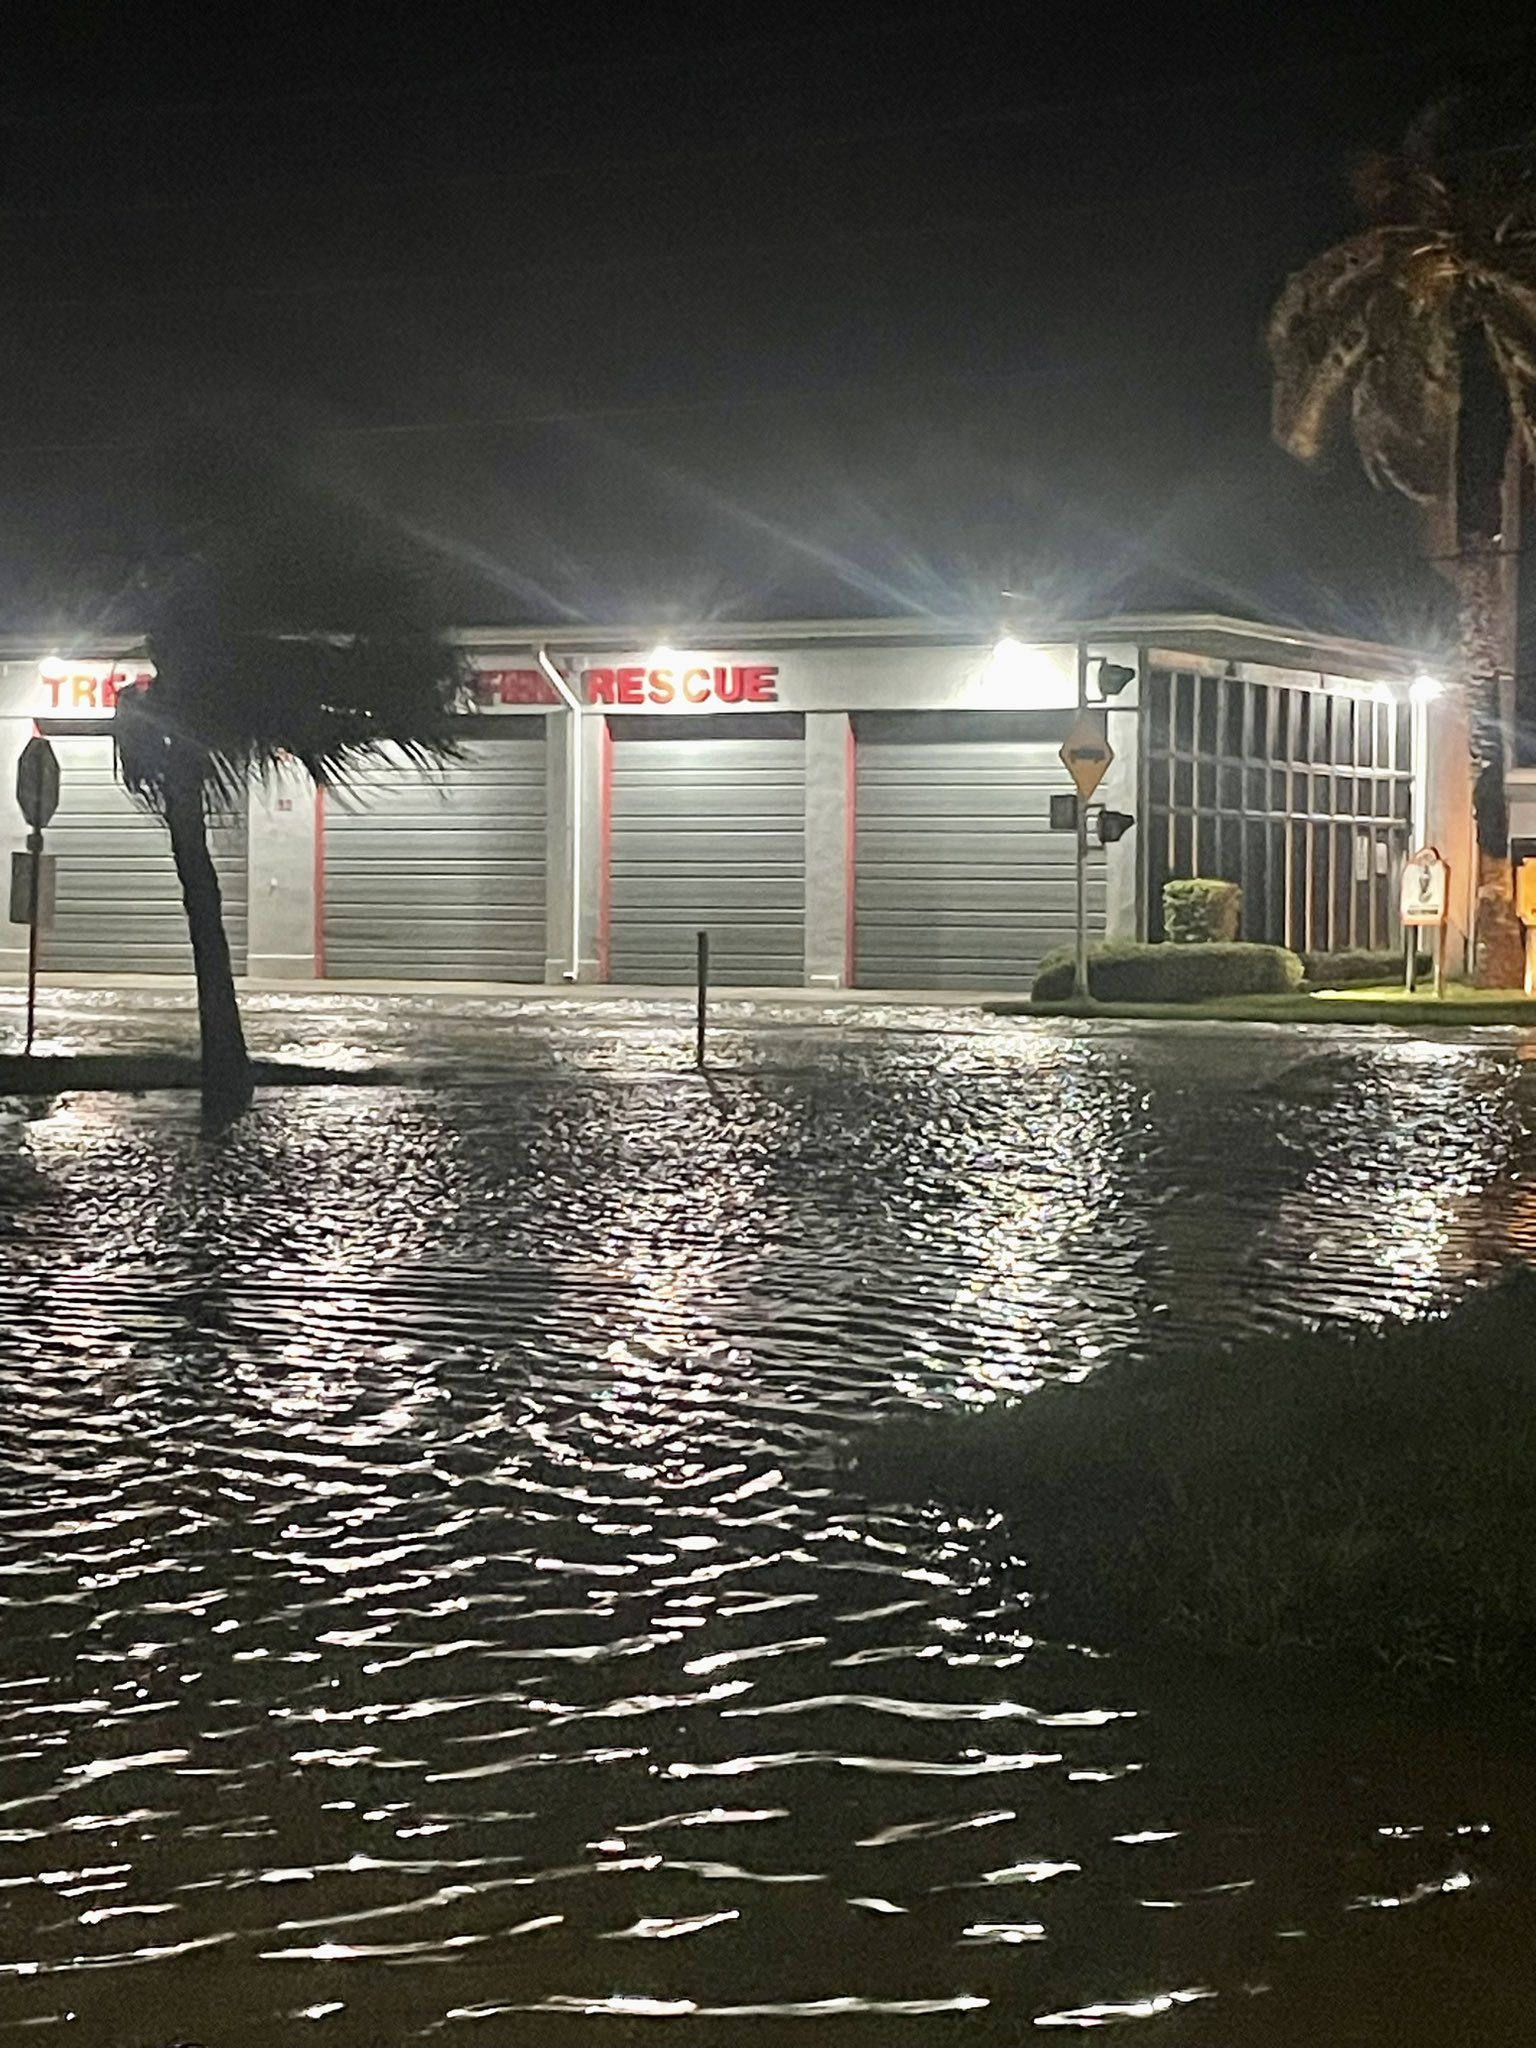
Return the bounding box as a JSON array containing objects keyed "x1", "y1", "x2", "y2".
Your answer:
[{"x1": 1400, "y1": 847, "x2": 1449, "y2": 927}]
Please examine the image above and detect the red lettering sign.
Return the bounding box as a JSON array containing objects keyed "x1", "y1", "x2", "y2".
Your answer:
[
  {"x1": 471, "y1": 667, "x2": 560, "y2": 707},
  {"x1": 37, "y1": 664, "x2": 152, "y2": 713},
  {"x1": 581, "y1": 662, "x2": 781, "y2": 708}
]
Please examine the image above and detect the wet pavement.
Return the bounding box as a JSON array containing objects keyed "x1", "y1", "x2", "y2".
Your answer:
[{"x1": 3, "y1": 994, "x2": 1536, "y2": 2043}]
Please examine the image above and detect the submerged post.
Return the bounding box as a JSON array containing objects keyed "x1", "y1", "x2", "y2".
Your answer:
[{"x1": 695, "y1": 929, "x2": 709, "y2": 1068}]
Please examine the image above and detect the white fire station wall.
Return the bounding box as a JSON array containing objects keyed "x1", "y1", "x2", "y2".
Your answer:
[
  {"x1": 247, "y1": 762, "x2": 318, "y2": 982},
  {"x1": 853, "y1": 715, "x2": 1107, "y2": 989},
  {"x1": 321, "y1": 729, "x2": 549, "y2": 981},
  {"x1": 606, "y1": 717, "x2": 807, "y2": 984}
]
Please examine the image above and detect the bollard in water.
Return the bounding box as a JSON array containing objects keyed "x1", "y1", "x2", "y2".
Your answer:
[{"x1": 695, "y1": 930, "x2": 709, "y2": 1068}]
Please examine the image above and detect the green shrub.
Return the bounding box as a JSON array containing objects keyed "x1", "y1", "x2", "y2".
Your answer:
[
  {"x1": 854, "y1": 1275, "x2": 1536, "y2": 1691},
  {"x1": 1303, "y1": 948, "x2": 1429, "y2": 988},
  {"x1": 1031, "y1": 940, "x2": 1303, "y2": 1004},
  {"x1": 1164, "y1": 877, "x2": 1242, "y2": 942}
]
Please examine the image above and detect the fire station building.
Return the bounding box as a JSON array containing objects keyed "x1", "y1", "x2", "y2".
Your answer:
[{"x1": 0, "y1": 614, "x2": 1461, "y2": 992}]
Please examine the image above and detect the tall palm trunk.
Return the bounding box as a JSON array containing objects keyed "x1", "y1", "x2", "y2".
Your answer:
[
  {"x1": 162, "y1": 760, "x2": 252, "y2": 1121},
  {"x1": 1466, "y1": 520, "x2": 1531, "y2": 983}
]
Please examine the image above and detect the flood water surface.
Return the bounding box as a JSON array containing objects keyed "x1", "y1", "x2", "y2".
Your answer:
[{"x1": 3, "y1": 1015, "x2": 1536, "y2": 2044}]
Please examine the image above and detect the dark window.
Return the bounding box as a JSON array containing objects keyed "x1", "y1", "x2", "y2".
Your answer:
[
  {"x1": 1250, "y1": 683, "x2": 1270, "y2": 758},
  {"x1": 1333, "y1": 698, "x2": 1355, "y2": 766},
  {"x1": 1197, "y1": 676, "x2": 1219, "y2": 756},
  {"x1": 1173, "y1": 810, "x2": 1194, "y2": 875},
  {"x1": 1219, "y1": 675, "x2": 1246, "y2": 757},
  {"x1": 1144, "y1": 666, "x2": 1414, "y2": 951},
  {"x1": 1310, "y1": 827, "x2": 1331, "y2": 946},
  {"x1": 1149, "y1": 671, "x2": 1173, "y2": 753},
  {"x1": 1174, "y1": 675, "x2": 1195, "y2": 752}
]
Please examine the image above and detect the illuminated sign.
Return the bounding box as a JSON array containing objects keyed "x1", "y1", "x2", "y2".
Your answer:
[
  {"x1": 584, "y1": 664, "x2": 779, "y2": 708},
  {"x1": 472, "y1": 667, "x2": 561, "y2": 707},
  {"x1": 468, "y1": 661, "x2": 781, "y2": 711},
  {"x1": 36, "y1": 659, "x2": 154, "y2": 716}
]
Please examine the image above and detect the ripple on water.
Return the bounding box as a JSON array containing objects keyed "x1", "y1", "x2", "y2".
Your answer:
[{"x1": 3, "y1": 1021, "x2": 1536, "y2": 2043}]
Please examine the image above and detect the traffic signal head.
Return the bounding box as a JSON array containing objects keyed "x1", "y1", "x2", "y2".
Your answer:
[
  {"x1": 1095, "y1": 662, "x2": 1136, "y2": 698},
  {"x1": 1097, "y1": 808, "x2": 1135, "y2": 844}
]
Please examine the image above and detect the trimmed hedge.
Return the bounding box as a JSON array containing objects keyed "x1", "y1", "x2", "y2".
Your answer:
[
  {"x1": 1031, "y1": 940, "x2": 1303, "y2": 1004},
  {"x1": 1303, "y1": 948, "x2": 1429, "y2": 988},
  {"x1": 1164, "y1": 877, "x2": 1241, "y2": 943}
]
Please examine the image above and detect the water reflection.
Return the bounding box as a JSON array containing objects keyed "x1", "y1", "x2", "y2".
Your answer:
[{"x1": 2, "y1": 1021, "x2": 1536, "y2": 2043}]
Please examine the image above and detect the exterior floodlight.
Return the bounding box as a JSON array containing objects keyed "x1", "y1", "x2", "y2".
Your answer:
[
  {"x1": 1097, "y1": 808, "x2": 1135, "y2": 845},
  {"x1": 1410, "y1": 673, "x2": 1443, "y2": 704},
  {"x1": 990, "y1": 633, "x2": 1028, "y2": 674},
  {"x1": 649, "y1": 644, "x2": 680, "y2": 667},
  {"x1": 1095, "y1": 662, "x2": 1136, "y2": 698}
]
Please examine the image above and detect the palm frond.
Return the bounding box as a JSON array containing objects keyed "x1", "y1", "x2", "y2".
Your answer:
[
  {"x1": 1268, "y1": 232, "x2": 1411, "y2": 458},
  {"x1": 117, "y1": 426, "x2": 474, "y2": 814},
  {"x1": 1347, "y1": 290, "x2": 1457, "y2": 501}
]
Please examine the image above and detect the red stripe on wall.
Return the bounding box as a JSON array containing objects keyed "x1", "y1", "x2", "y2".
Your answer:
[
  {"x1": 597, "y1": 719, "x2": 613, "y2": 982},
  {"x1": 313, "y1": 784, "x2": 327, "y2": 978}
]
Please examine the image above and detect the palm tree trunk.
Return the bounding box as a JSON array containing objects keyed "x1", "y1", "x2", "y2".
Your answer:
[
  {"x1": 1460, "y1": 537, "x2": 1524, "y2": 987},
  {"x1": 163, "y1": 768, "x2": 252, "y2": 1121}
]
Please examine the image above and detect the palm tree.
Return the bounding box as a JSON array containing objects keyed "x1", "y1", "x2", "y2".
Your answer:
[
  {"x1": 1268, "y1": 100, "x2": 1536, "y2": 984},
  {"x1": 116, "y1": 430, "x2": 469, "y2": 1120}
]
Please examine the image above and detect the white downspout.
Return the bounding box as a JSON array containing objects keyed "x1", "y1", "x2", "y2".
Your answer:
[{"x1": 536, "y1": 646, "x2": 584, "y2": 981}]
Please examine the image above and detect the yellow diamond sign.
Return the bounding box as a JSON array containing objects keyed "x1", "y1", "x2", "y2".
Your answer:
[{"x1": 1060, "y1": 713, "x2": 1113, "y2": 801}]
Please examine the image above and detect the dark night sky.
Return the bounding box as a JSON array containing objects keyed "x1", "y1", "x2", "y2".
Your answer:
[{"x1": 0, "y1": 2, "x2": 1531, "y2": 645}]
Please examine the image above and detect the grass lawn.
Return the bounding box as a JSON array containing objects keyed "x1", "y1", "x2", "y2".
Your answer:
[
  {"x1": 999, "y1": 982, "x2": 1536, "y2": 1027},
  {"x1": 853, "y1": 1276, "x2": 1536, "y2": 1693}
]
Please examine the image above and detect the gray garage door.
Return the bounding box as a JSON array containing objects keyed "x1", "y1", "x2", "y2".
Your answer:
[
  {"x1": 322, "y1": 732, "x2": 548, "y2": 981},
  {"x1": 608, "y1": 718, "x2": 805, "y2": 984},
  {"x1": 855, "y1": 720, "x2": 1105, "y2": 990},
  {"x1": 42, "y1": 734, "x2": 249, "y2": 975}
]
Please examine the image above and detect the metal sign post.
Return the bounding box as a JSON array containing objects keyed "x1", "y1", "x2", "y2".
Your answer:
[
  {"x1": 12, "y1": 737, "x2": 61, "y2": 1056},
  {"x1": 1060, "y1": 658, "x2": 1114, "y2": 1003}
]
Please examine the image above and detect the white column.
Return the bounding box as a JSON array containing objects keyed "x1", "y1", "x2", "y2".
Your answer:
[
  {"x1": 246, "y1": 763, "x2": 318, "y2": 982},
  {"x1": 804, "y1": 711, "x2": 852, "y2": 987},
  {"x1": 1422, "y1": 689, "x2": 1473, "y2": 978},
  {"x1": 0, "y1": 715, "x2": 28, "y2": 982},
  {"x1": 545, "y1": 709, "x2": 605, "y2": 983}
]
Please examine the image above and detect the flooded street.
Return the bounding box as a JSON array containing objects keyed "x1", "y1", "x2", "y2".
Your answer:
[{"x1": 4, "y1": 1001, "x2": 1536, "y2": 2043}]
